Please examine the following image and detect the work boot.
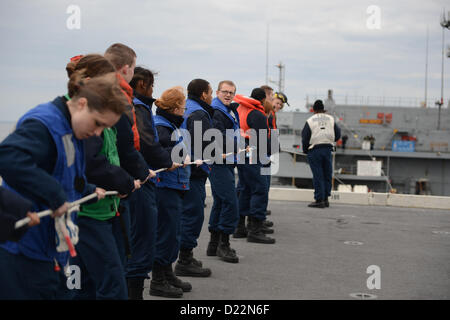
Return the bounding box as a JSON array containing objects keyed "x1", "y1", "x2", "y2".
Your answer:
[
  {"x1": 216, "y1": 231, "x2": 239, "y2": 263},
  {"x1": 127, "y1": 277, "x2": 144, "y2": 300},
  {"x1": 150, "y1": 262, "x2": 183, "y2": 298},
  {"x1": 164, "y1": 264, "x2": 192, "y2": 292},
  {"x1": 247, "y1": 217, "x2": 276, "y2": 244},
  {"x1": 263, "y1": 219, "x2": 274, "y2": 228},
  {"x1": 177, "y1": 247, "x2": 203, "y2": 267},
  {"x1": 246, "y1": 216, "x2": 252, "y2": 231},
  {"x1": 250, "y1": 216, "x2": 273, "y2": 234},
  {"x1": 308, "y1": 200, "x2": 326, "y2": 208},
  {"x1": 324, "y1": 198, "x2": 330, "y2": 208},
  {"x1": 233, "y1": 215, "x2": 247, "y2": 238},
  {"x1": 175, "y1": 248, "x2": 212, "y2": 277},
  {"x1": 206, "y1": 230, "x2": 220, "y2": 256},
  {"x1": 260, "y1": 223, "x2": 274, "y2": 234}
]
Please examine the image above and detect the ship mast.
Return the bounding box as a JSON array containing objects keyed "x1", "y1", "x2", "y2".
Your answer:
[
  {"x1": 265, "y1": 23, "x2": 286, "y2": 93},
  {"x1": 275, "y1": 62, "x2": 285, "y2": 93},
  {"x1": 424, "y1": 26, "x2": 429, "y2": 108},
  {"x1": 438, "y1": 9, "x2": 450, "y2": 130},
  {"x1": 265, "y1": 23, "x2": 269, "y2": 85}
]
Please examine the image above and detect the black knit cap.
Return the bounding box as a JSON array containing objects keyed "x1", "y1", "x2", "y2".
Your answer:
[
  {"x1": 313, "y1": 99, "x2": 324, "y2": 111},
  {"x1": 250, "y1": 88, "x2": 266, "y2": 102}
]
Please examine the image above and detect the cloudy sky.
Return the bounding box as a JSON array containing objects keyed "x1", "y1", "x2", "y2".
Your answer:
[{"x1": 0, "y1": 0, "x2": 449, "y2": 121}]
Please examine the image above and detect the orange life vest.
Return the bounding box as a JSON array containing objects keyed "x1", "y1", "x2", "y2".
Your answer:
[
  {"x1": 269, "y1": 110, "x2": 277, "y2": 130},
  {"x1": 116, "y1": 73, "x2": 140, "y2": 151},
  {"x1": 234, "y1": 94, "x2": 270, "y2": 139}
]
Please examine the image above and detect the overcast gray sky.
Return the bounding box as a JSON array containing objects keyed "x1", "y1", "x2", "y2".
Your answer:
[{"x1": 0, "y1": 0, "x2": 449, "y2": 121}]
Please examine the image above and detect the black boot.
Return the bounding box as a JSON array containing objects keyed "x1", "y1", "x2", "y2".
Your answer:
[
  {"x1": 178, "y1": 247, "x2": 203, "y2": 267},
  {"x1": 261, "y1": 223, "x2": 274, "y2": 234},
  {"x1": 263, "y1": 219, "x2": 274, "y2": 228},
  {"x1": 233, "y1": 215, "x2": 247, "y2": 238},
  {"x1": 246, "y1": 215, "x2": 252, "y2": 231},
  {"x1": 308, "y1": 200, "x2": 326, "y2": 208},
  {"x1": 164, "y1": 264, "x2": 192, "y2": 292},
  {"x1": 247, "y1": 217, "x2": 276, "y2": 244},
  {"x1": 175, "y1": 248, "x2": 212, "y2": 277},
  {"x1": 150, "y1": 262, "x2": 183, "y2": 298},
  {"x1": 127, "y1": 277, "x2": 144, "y2": 300},
  {"x1": 216, "y1": 231, "x2": 239, "y2": 263},
  {"x1": 324, "y1": 197, "x2": 330, "y2": 207},
  {"x1": 206, "y1": 230, "x2": 220, "y2": 256}
]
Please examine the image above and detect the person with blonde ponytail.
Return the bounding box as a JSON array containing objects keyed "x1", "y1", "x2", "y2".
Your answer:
[
  {"x1": 0, "y1": 70, "x2": 128, "y2": 299},
  {"x1": 65, "y1": 54, "x2": 141, "y2": 300}
]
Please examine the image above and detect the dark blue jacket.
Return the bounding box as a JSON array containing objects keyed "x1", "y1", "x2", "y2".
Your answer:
[
  {"x1": 211, "y1": 99, "x2": 240, "y2": 163},
  {"x1": 0, "y1": 97, "x2": 95, "y2": 210},
  {"x1": 267, "y1": 112, "x2": 281, "y2": 156},
  {"x1": 244, "y1": 109, "x2": 271, "y2": 164},
  {"x1": 268, "y1": 112, "x2": 275, "y2": 130},
  {"x1": 133, "y1": 93, "x2": 173, "y2": 170},
  {"x1": 183, "y1": 96, "x2": 215, "y2": 179},
  {"x1": 153, "y1": 108, "x2": 190, "y2": 191},
  {"x1": 0, "y1": 98, "x2": 93, "y2": 264},
  {"x1": 114, "y1": 110, "x2": 149, "y2": 182},
  {"x1": 0, "y1": 186, "x2": 33, "y2": 243}
]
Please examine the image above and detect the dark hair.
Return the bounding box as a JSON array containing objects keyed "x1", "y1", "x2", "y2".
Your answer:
[
  {"x1": 104, "y1": 43, "x2": 137, "y2": 69},
  {"x1": 69, "y1": 72, "x2": 128, "y2": 115},
  {"x1": 187, "y1": 79, "x2": 210, "y2": 99},
  {"x1": 66, "y1": 54, "x2": 116, "y2": 97},
  {"x1": 130, "y1": 66, "x2": 155, "y2": 90},
  {"x1": 251, "y1": 88, "x2": 266, "y2": 102},
  {"x1": 313, "y1": 99, "x2": 324, "y2": 111}
]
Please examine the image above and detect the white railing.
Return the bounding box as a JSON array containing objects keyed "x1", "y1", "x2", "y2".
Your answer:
[{"x1": 305, "y1": 95, "x2": 447, "y2": 108}]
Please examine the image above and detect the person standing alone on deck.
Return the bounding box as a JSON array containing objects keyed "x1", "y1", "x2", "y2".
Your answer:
[{"x1": 301, "y1": 100, "x2": 341, "y2": 208}]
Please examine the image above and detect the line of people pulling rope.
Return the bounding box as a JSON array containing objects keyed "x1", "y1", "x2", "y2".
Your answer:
[{"x1": 0, "y1": 43, "x2": 291, "y2": 300}]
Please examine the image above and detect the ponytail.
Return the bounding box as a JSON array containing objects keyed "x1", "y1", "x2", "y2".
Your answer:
[
  {"x1": 155, "y1": 86, "x2": 185, "y2": 111},
  {"x1": 69, "y1": 72, "x2": 128, "y2": 115},
  {"x1": 66, "y1": 55, "x2": 84, "y2": 78},
  {"x1": 66, "y1": 54, "x2": 116, "y2": 98}
]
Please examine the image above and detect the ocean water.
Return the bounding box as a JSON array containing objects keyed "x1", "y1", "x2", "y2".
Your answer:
[
  {"x1": 0, "y1": 122, "x2": 15, "y2": 182},
  {"x1": 0, "y1": 121, "x2": 16, "y2": 143}
]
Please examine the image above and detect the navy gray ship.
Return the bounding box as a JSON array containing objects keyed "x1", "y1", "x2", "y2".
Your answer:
[{"x1": 274, "y1": 90, "x2": 450, "y2": 196}]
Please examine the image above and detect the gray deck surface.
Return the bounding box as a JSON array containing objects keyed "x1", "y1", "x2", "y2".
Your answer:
[{"x1": 144, "y1": 198, "x2": 450, "y2": 300}]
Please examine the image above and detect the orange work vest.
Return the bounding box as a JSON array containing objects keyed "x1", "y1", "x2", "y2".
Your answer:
[
  {"x1": 234, "y1": 94, "x2": 270, "y2": 139},
  {"x1": 269, "y1": 110, "x2": 277, "y2": 130},
  {"x1": 116, "y1": 73, "x2": 140, "y2": 151}
]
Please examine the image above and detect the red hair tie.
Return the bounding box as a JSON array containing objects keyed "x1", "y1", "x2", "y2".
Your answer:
[{"x1": 70, "y1": 54, "x2": 83, "y2": 62}]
